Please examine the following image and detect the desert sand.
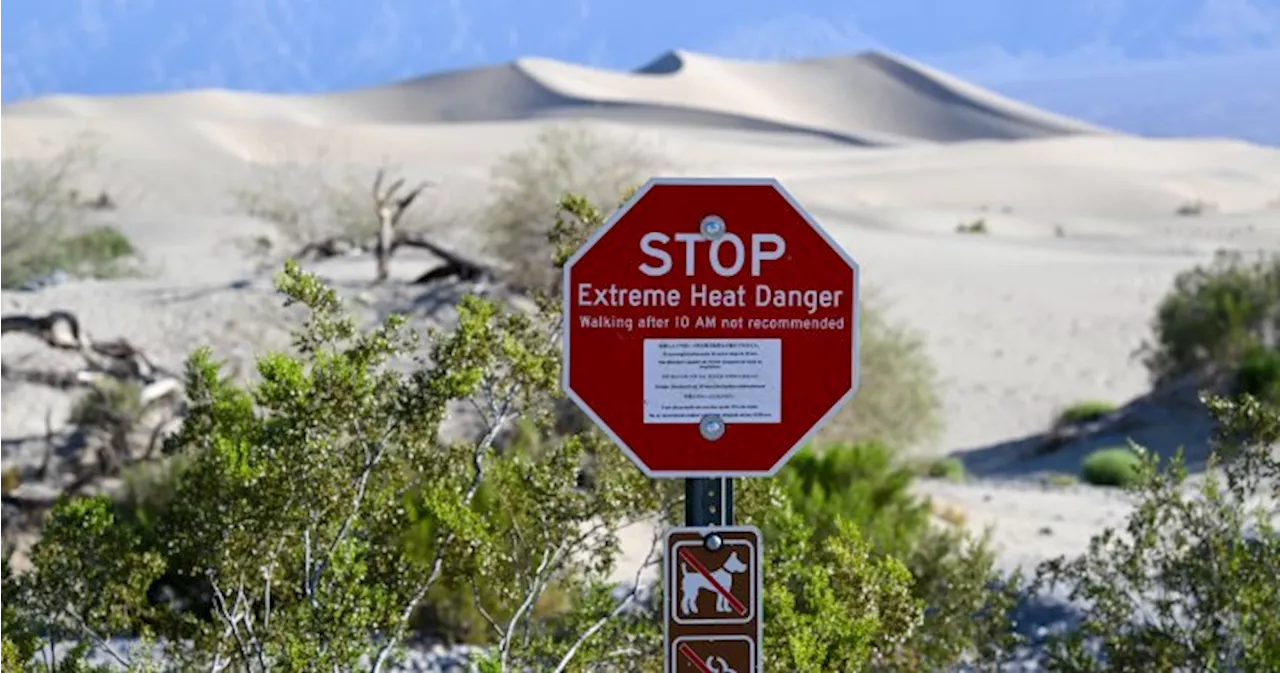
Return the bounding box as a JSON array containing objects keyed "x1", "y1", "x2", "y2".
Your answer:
[{"x1": 4, "y1": 49, "x2": 1280, "y2": 587}]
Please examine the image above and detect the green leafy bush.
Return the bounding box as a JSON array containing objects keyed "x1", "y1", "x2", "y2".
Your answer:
[
  {"x1": 777, "y1": 443, "x2": 929, "y2": 554},
  {"x1": 485, "y1": 124, "x2": 662, "y2": 293},
  {"x1": 1034, "y1": 393, "x2": 1280, "y2": 670},
  {"x1": 1142, "y1": 250, "x2": 1280, "y2": 385},
  {"x1": 1, "y1": 138, "x2": 139, "y2": 288},
  {"x1": 1055, "y1": 400, "x2": 1118, "y2": 427},
  {"x1": 924, "y1": 456, "x2": 967, "y2": 482},
  {"x1": 770, "y1": 443, "x2": 1016, "y2": 670},
  {"x1": 809, "y1": 292, "x2": 944, "y2": 452},
  {"x1": 1237, "y1": 344, "x2": 1280, "y2": 405},
  {"x1": 1080, "y1": 446, "x2": 1144, "y2": 487}
]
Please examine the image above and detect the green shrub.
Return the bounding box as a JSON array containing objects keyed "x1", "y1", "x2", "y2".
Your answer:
[
  {"x1": 1080, "y1": 446, "x2": 1144, "y2": 487},
  {"x1": 1, "y1": 138, "x2": 139, "y2": 287},
  {"x1": 1055, "y1": 399, "x2": 1118, "y2": 427},
  {"x1": 2, "y1": 224, "x2": 139, "y2": 288},
  {"x1": 484, "y1": 123, "x2": 662, "y2": 293},
  {"x1": 1034, "y1": 393, "x2": 1280, "y2": 669},
  {"x1": 1142, "y1": 250, "x2": 1280, "y2": 385},
  {"x1": 955, "y1": 218, "x2": 988, "y2": 234},
  {"x1": 809, "y1": 292, "x2": 944, "y2": 452},
  {"x1": 771, "y1": 443, "x2": 1015, "y2": 670},
  {"x1": 924, "y1": 457, "x2": 966, "y2": 482},
  {"x1": 1043, "y1": 473, "x2": 1079, "y2": 488},
  {"x1": 1237, "y1": 345, "x2": 1280, "y2": 404},
  {"x1": 777, "y1": 443, "x2": 928, "y2": 555}
]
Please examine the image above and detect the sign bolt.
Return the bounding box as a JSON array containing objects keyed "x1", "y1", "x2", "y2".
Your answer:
[
  {"x1": 700, "y1": 215, "x2": 726, "y2": 240},
  {"x1": 699, "y1": 415, "x2": 726, "y2": 442},
  {"x1": 704, "y1": 533, "x2": 723, "y2": 551}
]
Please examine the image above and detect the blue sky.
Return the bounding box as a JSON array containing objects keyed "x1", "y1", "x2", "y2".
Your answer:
[{"x1": 3, "y1": 0, "x2": 1279, "y2": 143}]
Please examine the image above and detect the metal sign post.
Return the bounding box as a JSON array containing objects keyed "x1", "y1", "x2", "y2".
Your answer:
[{"x1": 685, "y1": 477, "x2": 733, "y2": 527}]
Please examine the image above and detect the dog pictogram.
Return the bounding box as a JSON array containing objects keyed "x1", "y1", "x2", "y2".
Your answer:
[{"x1": 678, "y1": 550, "x2": 749, "y2": 616}]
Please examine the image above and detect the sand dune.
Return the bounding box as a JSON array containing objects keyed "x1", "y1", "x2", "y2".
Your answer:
[
  {"x1": 3, "y1": 48, "x2": 1279, "y2": 593},
  {"x1": 4, "y1": 50, "x2": 1110, "y2": 146}
]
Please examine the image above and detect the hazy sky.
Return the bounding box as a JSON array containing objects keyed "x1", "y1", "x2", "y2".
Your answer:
[{"x1": 3, "y1": 0, "x2": 1278, "y2": 143}]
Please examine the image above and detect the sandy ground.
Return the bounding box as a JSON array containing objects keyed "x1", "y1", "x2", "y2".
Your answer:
[{"x1": 4, "y1": 50, "x2": 1280, "y2": 585}]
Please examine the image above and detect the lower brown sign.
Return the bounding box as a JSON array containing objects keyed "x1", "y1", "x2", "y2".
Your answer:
[{"x1": 664, "y1": 525, "x2": 762, "y2": 673}]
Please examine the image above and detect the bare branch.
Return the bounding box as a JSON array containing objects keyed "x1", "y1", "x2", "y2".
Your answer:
[
  {"x1": 391, "y1": 233, "x2": 493, "y2": 286},
  {"x1": 499, "y1": 541, "x2": 565, "y2": 668},
  {"x1": 38, "y1": 407, "x2": 56, "y2": 479},
  {"x1": 370, "y1": 383, "x2": 520, "y2": 672},
  {"x1": 208, "y1": 573, "x2": 258, "y2": 672},
  {"x1": 371, "y1": 169, "x2": 385, "y2": 202},
  {"x1": 309, "y1": 429, "x2": 391, "y2": 594},
  {"x1": 292, "y1": 236, "x2": 364, "y2": 262},
  {"x1": 67, "y1": 608, "x2": 132, "y2": 669},
  {"x1": 552, "y1": 525, "x2": 664, "y2": 673},
  {"x1": 470, "y1": 575, "x2": 506, "y2": 640}
]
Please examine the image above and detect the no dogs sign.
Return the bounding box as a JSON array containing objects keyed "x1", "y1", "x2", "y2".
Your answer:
[{"x1": 664, "y1": 526, "x2": 762, "y2": 673}]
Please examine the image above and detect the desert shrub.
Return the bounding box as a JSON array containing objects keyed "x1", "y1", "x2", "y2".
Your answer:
[
  {"x1": 230, "y1": 144, "x2": 387, "y2": 249},
  {"x1": 956, "y1": 218, "x2": 988, "y2": 234},
  {"x1": 1237, "y1": 344, "x2": 1280, "y2": 405},
  {"x1": 1, "y1": 137, "x2": 139, "y2": 288},
  {"x1": 776, "y1": 443, "x2": 929, "y2": 554},
  {"x1": 925, "y1": 456, "x2": 966, "y2": 482},
  {"x1": 1034, "y1": 393, "x2": 1280, "y2": 670},
  {"x1": 1044, "y1": 473, "x2": 1080, "y2": 487},
  {"x1": 809, "y1": 293, "x2": 944, "y2": 451},
  {"x1": 771, "y1": 443, "x2": 1017, "y2": 670},
  {"x1": 484, "y1": 123, "x2": 663, "y2": 293},
  {"x1": 739, "y1": 486, "x2": 922, "y2": 671},
  {"x1": 1175, "y1": 199, "x2": 1214, "y2": 216},
  {"x1": 2, "y1": 559, "x2": 55, "y2": 672},
  {"x1": 1055, "y1": 400, "x2": 1118, "y2": 427},
  {"x1": 1080, "y1": 446, "x2": 1144, "y2": 487},
  {"x1": 1142, "y1": 250, "x2": 1280, "y2": 385},
  {"x1": 5, "y1": 263, "x2": 666, "y2": 671}
]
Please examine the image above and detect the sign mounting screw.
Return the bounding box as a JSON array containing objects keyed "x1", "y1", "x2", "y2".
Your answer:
[
  {"x1": 699, "y1": 415, "x2": 725, "y2": 442},
  {"x1": 700, "y1": 215, "x2": 726, "y2": 240}
]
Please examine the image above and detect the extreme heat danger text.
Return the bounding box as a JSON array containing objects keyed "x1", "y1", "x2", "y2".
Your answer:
[{"x1": 574, "y1": 283, "x2": 844, "y2": 316}]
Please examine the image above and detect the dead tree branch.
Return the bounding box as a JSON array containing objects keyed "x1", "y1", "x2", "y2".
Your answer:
[
  {"x1": 1, "y1": 310, "x2": 186, "y2": 510},
  {"x1": 372, "y1": 168, "x2": 430, "y2": 284},
  {"x1": 1, "y1": 311, "x2": 173, "y2": 384},
  {"x1": 391, "y1": 233, "x2": 495, "y2": 286}
]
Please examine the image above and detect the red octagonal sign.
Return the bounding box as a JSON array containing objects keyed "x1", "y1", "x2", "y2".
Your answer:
[{"x1": 563, "y1": 177, "x2": 860, "y2": 477}]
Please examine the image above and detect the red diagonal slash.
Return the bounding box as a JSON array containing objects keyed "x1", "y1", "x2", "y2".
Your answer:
[
  {"x1": 677, "y1": 547, "x2": 747, "y2": 616},
  {"x1": 678, "y1": 643, "x2": 716, "y2": 673}
]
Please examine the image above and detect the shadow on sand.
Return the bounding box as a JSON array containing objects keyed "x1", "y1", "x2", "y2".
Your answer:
[{"x1": 951, "y1": 374, "x2": 1219, "y2": 480}]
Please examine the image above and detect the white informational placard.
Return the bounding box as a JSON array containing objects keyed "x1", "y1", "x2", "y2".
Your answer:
[{"x1": 643, "y1": 338, "x2": 781, "y2": 424}]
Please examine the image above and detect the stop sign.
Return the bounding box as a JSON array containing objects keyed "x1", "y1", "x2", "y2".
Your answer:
[{"x1": 562, "y1": 177, "x2": 859, "y2": 477}]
